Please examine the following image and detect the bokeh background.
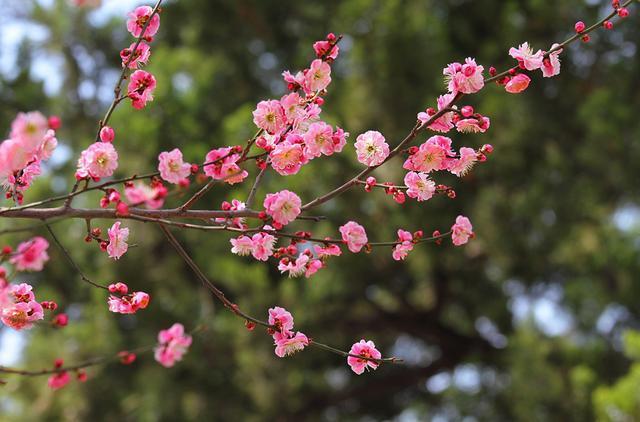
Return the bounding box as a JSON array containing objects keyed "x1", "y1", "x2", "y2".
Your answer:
[{"x1": 1, "y1": 0, "x2": 640, "y2": 420}]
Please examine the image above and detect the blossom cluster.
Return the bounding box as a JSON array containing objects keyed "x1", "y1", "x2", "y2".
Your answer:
[{"x1": 154, "y1": 323, "x2": 193, "y2": 367}]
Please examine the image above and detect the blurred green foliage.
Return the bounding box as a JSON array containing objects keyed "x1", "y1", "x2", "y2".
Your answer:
[{"x1": 1, "y1": 0, "x2": 640, "y2": 420}]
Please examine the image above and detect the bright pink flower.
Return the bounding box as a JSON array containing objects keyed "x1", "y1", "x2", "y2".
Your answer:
[
  {"x1": 47, "y1": 371, "x2": 71, "y2": 390},
  {"x1": 314, "y1": 243, "x2": 342, "y2": 259},
  {"x1": 76, "y1": 142, "x2": 119, "y2": 180},
  {"x1": 253, "y1": 100, "x2": 286, "y2": 134},
  {"x1": 347, "y1": 339, "x2": 382, "y2": 375},
  {"x1": 120, "y1": 41, "x2": 151, "y2": 69},
  {"x1": 9, "y1": 283, "x2": 36, "y2": 302},
  {"x1": 99, "y1": 126, "x2": 115, "y2": 143},
  {"x1": 542, "y1": 44, "x2": 562, "y2": 78},
  {"x1": 124, "y1": 182, "x2": 165, "y2": 209},
  {"x1": 282, "y1": 70, "x2": 307, "y2": 91},
  {"x1": 268, "y1": 306, "x2": 294, "y2": 336},
  {"x1": 250, "y1": 232, "x2": 276, "y2": 261},
  {"x1": 10, "y1": 237, "x2": 49, "y2": 272},
  {"x1": 509, "y1": 42, "x2": 544, "y2": 71},
  {"x1": 154, "y1": 323, "x2": 192, "y2": 368},
  {"x1": 203, "y1": 147, "x2": 248, "y2": 185},
  {"x1": 392, "y1": 229, "x2": 414, "y2": 261},
  {"x1": 304, "y1": 122, "x2": 336, "y2": 158},
  {"x1": 126, "y1": 5, "x2": 160, "y2": 38},
  {"x1": 339, "y1": 221, "x2": 368, "y2": 253},
  {"x1": 280, "y1": 92, "x2": 305, "y2": 124},
  {"x1": 505, "y1": 74, "x2": 531, "y2": 94},
  {"x1": 158, "y1": 148, "x2": 191, "y2": 184},
  {"x1": 403, "y1": 135, "x2": 453, "y2": 173},
  {"x1": 404, "y1": 171, "x2": 436, "y2": 202},
  {"x1": 230, "y1": 235, "x2": 253, "y2": 256},
  {"x1": 418, "y1": 93, "x2": 456, "y2": 133},
  {"x1": 451, "y1": 215, "x2": 474, "y2": 246},
  {"x1": 108, "y1": 291, "x2": 150, "y2": 314},
  {"x1": 107, "y1": 221, "x2": 129, "y2": 260},
  {"x1": 1, "y1": 301, "x2": 44, "y2": 330},
  {"x1": 278, "y1": 255, "x2": 309, "y2": 277},
  {"x1": 448, "y1": 147, "x2": 477, "y2": 176},
  {"x1": 354, "y1": 130, "x2": 389, "y2": 167},
  {"x1": 305, "y1": 258, "x2": 323, "y2": 278},
  {"x1": 215, "y1": 199, "x2": 246, "y2": 228},
  {"x1": 443, "y1": 58, "x2": 484, "y2": 94},
  {"x1": 127, "y1": 70, "x2": 156, "y2": 109},
  {"x1": 263, "y1": 190, "x2": 302, "y2": 226},
  {"x1": 0, "y1": 139, "x2": 31, "y2": 178},
  {"x1": 455, "y1": 115, "x2": 490, "y2": 133},
  {"x1": 313, "y1": 40, "x2": 339, "y2": 60},
  {"x1": 306, "y1": 59, "x2": 332, "y2": 92},
  {"x1": 270, "y1": 141, "x2": 306, "y2": 175},
  {"x1": 10, "y1": 111, "x2": 48, "y2": 153},
  {"x1": 274, "y1": 331, "x2": 309, "y2": 357},
  {"x1": 332, "y1": 127, "x2": 349, "y2": 153}
]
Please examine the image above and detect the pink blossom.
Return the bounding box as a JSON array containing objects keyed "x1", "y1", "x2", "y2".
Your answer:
[
  {"x1": 403, "y1": 136, "x2": 453, "y2": 173},
  {"x1": 404, "y1": 172, "x2": 436, "y2": 202},
  {"x1": 313, "y1": 40, "x2": 339, "y2": 60},
  {"x1": 451, "y1": 215, "x2": 474, "y2": 246},
  {"x1": 347, "y1": 339, "x2": 382, "y2": 375},
  {"x1": 107, "y1": 221, "x2": 129, "y2": 260},
  {"x1": 154, "y1": 323, "x2": 192, "y2": 368},
  {"x1": 203, "y1": 147, "x2": 248, "y2": 184},
  {"x1": 314, "y1": 243, "x2": 342, "y2": 259},
  {"x1": 278, "y1": 255, "x2": 309, "y2": 278},
  {"x1": 10, "y1": 237, "x2": 49, "y2": 272},
  {"x1": 37, "y1": 129, "x2": 58, "y2": 161},
  {"x1": 47, "y1": 371, "x2": 71, "y2": 390},
  {"x1": 332, "y1": 127, "x2": 349, "y2": 153},
  {"x1": 268, "y1": 306, "x2": 294, "y2": 336},
  {"x1": 305, "y1": 258, "x2": 323, "y2": 278},
  {"x1": 448, "y1": 147, "x2": 477, "y2": 177},
  {"x1": 230, "y1": 235, "x2": 253, "y2": 256},
  {"x1": 120, "y1": 41, "x2": 151, "y2": 69},
  {"x1": 339, "y1": 221, "x2": 368, "y2": 253},
  {"x1": 392, "y1": 229, "x2": 414, "y2": 261},
  {"x1": 252, "y1": 100, "x2": 286, "y2": 134},
  {"x1": 509, "y1": 42, "x2": 544, "y2": 71},
  {"x1": 1, "y1": 301, "x2": 44, "y2": 330},
  {"x1": 126, "y1": 6, "x2": 160, "y2": 38},
  {"x1": 418, "y1": 93, "x2": 456, "y2": 133},
  {"x1": 158, "y1": 148, "x2": 191, "y2": 184},
  {"x1": 124, "y1": 182, "x2": 165, "y2": 209},
  {"x1": 304, "y1": 122, "x2": 337, "y2": 158},
  {"x1": 250, "y1": 232, "x2": 276, "y2": 261},
  {"x1": 10, "y1": 111, "x2": 48, "y2": 153},
  {"x1": 354, "y1": 130, "x2": 389, "y2": 167},
  {"x1": 282, "y1": 70, "x2": 307, "y2": 91},
  {"x1": 274, "y1": 331, "x2": 309, "y2": 357},
  {"x1": 108, "y1": 291, "x2": 150, "y2": 314},
  {"x1": 0, "y1": 139, "x2": 31, "y2": 178},
  {"x1": 306, "y1": 59, "x2": 332, "y2": 92},
  {"x1": 280, "y1": 92, "x2": 305, "y2": 124},
  {"x1": 542, "y1": 44, "x2": 562, "y2": 78},
  {"x1": 443, "y1": 58, "x2": 485, "y2": 94},
  {"x1": 263, "y1": 190, "x2": 302, "y2": 226},
  {"x1": 505, "y1": 74, "x2": 531, "y2": 94},
  {"x1": 455, "y1": 115, "x2": 490, "y2": 133},
  {"x1": 76, "y1": 142, "x2": 119, "y2": 180},
  {"x1": 127, "y1": 70, "x2": 157, "y2": 109},
  {"x1": 270, "y1": 141, "x2": 307, "y2": 175}
]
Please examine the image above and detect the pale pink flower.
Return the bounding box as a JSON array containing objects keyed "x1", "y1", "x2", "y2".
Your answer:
[
  {"x1": 505, "y1": 74, "x2": 531, "y2": 94},
  {"x1": 509, "y1": 42, "x2": 544, "y2": 71},
  {"x1": 304, "y1": 122, "x2": 336, "y2": 158},
  {"x1": 263, "y1": 190, "x2": 302, "y2": 226},
  {"x1": 448, "y1": 147, "x2": 477, "y2": 177},
  {"x1": 10, "y1": 111, "x2": 48, "y2": 153},
  {"x1": 278, "y1": 255, "x2": 310, "y2": 278},
  {"x1": 347, "y1": 339, "x2": 382, "y2": 375},
  {"x1": 270, "y1": 141, "x2": 306, "y2": 176},
  {"x1": 392, "y1": 229, "x2": 414, "y2": 261},
  {"x1": 230, "y1": 235, "x2": 253, "y2": 256},
  {"x1": 451, "y1": 215, "x2": 474, "y2": 246},
  {"x1": 37, "y1": 129, "x2": 58, "y2": 161},
  {"x1": 120, "y1": 41, "x2": 151, "y2": 69},
  {"x1": 126, "y1": 5, "x2": 160, "y2": 38},
  {"x1": 124, "y1": 182, "x2": 165, "y2": 209},
  {"x1": 404, "y1": 172, "x2": 436, "y2": 202},
  {"x1": 47, "y1": 371, "x2": 71, "y2": 390},
  {"x1": 418, "y1": 93, "x2": 456, "y2": 133},
  {"x1": 274, "y1": 331, "x2": 309, "y2": 357},
  {"x1": 1, "y1": 301, "x2": 44, "y2": 330},
  {"x1": 282, "y1": 70, "x2": 307, "y2": 91},
  {"x1": 158, "y1": 148, "x2": 191, "y2": 184},
  {"x1": 250, "y1": 232, "x2": 276, "y2": 261},
  {"x1": 268, "y1": 306, "x2": 294, "y2": 336},
  {"x1": 108, "y1": 291, "x2": 150, "y2": 314},
  {"x1": 0, "y1": 139, "x2": 31, "y2": 178},
  {"x1": 107, "y1": 221, "x2": 129, "y2": 260},
  {"x1": 354, "y1": 130, "x2": 389, "y2": 167},
  {"x1": 541, "y1": 44, "x2": 562, "y2": 78},
  {"x1": 127, "y1": 70, "x2": 156, "y2": 109},
  {"x1": 280, "y1": 92, "x2": 305, "y2": 124},
  {"x1": 253, "y1": 100, "x2": 286, "y2": 134},
  {"x1": 339, "y1": 221, "x2": 368, "y2": 253},
  {"x1": 306, "y1": 59, "x2": 332, "y2": 92},
  {"x1": 455, "y1": 116, "x2": 490, "y2": 133},
  {"x1": 76, "y1": 142, "x2": 119, "y2": 179},
  {"x1": 403, "y1": 136, "x2": 453, "y2": 173},
  {"x1": 154, "y1": 323, "x2": 192, "y2": 368},
  {"x1": 443, "y1": 58, "x2": 484, "y2": 94},
  {"x1": 10, "y1": 237, "x2": 49, "y2": 272}
]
